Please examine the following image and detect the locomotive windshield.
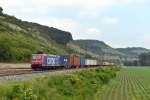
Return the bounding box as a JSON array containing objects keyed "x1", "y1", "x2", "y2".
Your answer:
[{"x1": 32, "y1": 54, "x2": 42, "y2": 60}]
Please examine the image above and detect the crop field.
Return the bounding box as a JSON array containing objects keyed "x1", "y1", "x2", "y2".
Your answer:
[{"x1": 99, "y1": 67, "x2": 150, "y2": 100}]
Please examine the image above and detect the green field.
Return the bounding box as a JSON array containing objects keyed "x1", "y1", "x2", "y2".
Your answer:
[{"x1": 99, "y1": 67, "x2": 150, "y2": 100}]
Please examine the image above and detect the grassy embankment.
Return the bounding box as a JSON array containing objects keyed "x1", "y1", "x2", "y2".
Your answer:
[
  {"x1": 0, "y1": 67, "x2": 120, "y2": 100},
  {"x1": 0, "y1": 31, "x2": 68, "y2": 63},
  {"x1": 0, "y1": 15, "x2": 76, "y2": 63}
]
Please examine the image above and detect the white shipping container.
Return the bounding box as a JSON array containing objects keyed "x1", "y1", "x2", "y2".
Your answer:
[{"x1": 85, "y1": 59, "x2": 97, "y2": 65}]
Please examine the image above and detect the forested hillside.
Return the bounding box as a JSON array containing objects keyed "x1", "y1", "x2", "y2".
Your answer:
[
  {"x1": 117, "y1": 47, "x2": 150, "y2": 58},
  {"x1": 73, "y1": 40, "x2": 123, "y2": 56},
  {"x1": 0, "y1": 7, "x2": 75, "y2": 62}
]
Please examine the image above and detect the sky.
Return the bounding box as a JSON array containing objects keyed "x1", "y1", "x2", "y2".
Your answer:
[{"x1": 0, "y1": 0, "x2": 150, "y2": 49}]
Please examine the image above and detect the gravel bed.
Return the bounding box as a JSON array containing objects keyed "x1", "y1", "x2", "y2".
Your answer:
[
  {"x1": 0, "y1": 63, "x2": 30, "y2": 69},
  {"x1": 0, "y1": 67, "x2": 99, "y2": 82}
]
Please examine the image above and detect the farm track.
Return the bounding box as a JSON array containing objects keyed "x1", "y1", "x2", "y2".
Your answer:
[{"x1": 100, "y1": 67, "x2": 150, "y2": 100}]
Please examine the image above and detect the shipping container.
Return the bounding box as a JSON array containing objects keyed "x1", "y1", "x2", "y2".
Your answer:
[
  {"x1": 80, "y1": 57, "x2": 85, "y2": 65},
  {"x1": 85, "y1": 59, "x2": 97, "y2": 65},
  {"x1": 69, "y1": 56, "x2": 80, "y2": 67},
  {"x1": 59, "y1": 56, "x2": 69, "y2": 65},
  {"x1": 96, "y1": 59, "x2": 100, "y2": 65},
  {"x1": 43, "y1": 54, "x2": 60, "y2": 66}
]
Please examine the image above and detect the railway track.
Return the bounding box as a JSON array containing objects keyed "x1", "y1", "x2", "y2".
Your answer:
[
  {"x1": 0, "y1": 68, "x2": 34, "y2": 76},
  {"x1": 0, "y1": 66, "x2": 102, "y2": 82},
  {"x1": 0, "y1": 66, "x2": 101, "y2": 77}
]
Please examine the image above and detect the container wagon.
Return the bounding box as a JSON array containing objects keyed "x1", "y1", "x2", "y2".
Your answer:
[
  {"x1": 59, "y1": 56, "x2": 69, "y2": 68},
  {"x1": 96, "y1": 59, "x2": 100, "y2": 66},
  {"x1": 69, "y1": 56, "x2": 80, "y2": 68},
  {"x1": 80, "y1": 57, "x2": 85, "y2": 67},
  {"x1": 85, "y1": 59, "x2": 97, "y2": 66}
]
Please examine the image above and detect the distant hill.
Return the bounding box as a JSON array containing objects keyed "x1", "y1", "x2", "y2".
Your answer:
[
  {"x1": 73, "y1": 40, "x2": 150, "y2": 58},
  {"x1": 73, "y1": 40, "x2": 123, "y2": 56},
  {"x1": 117, "y1": 47, "x2": 150, "y2": 58},
  {"x1": 72, "y1": 40, "x2": 150, "y2": 65}
]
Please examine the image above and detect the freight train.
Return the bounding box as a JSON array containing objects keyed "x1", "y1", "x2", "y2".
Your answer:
[{"x1": 31, "y1": 53, "x2": 100, "y2": 70}]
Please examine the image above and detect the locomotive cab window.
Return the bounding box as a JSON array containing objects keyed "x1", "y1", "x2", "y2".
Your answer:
[{"x1": 32, "y1": 55, "x2": 42, "y2": 60}]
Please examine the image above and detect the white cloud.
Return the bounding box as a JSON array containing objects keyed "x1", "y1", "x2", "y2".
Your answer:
[
  {"x1": 0, "y1": 0, "x2": 148, "y2": 19},
  {"x1": 86, "y1": 28, "x2": 101, "y2": 34},
  {"x1": 103, "y1": 16, "x2": 118, "y2": 24},
  {"x1": 1, "y1": 0, "x2": 148, "y2": 11},
  {"x1": 37, "y1": 18, "x2": 78, "y2": 32},
  {"x1": 0, "y1": 0, "x2": 148, "y2": 41},
  {"x1": 140, "y1": 34, "x2": 150, "y2": 43},
  {"x1": 71, "y1": 27, "x2": 103, "y2": 40}
]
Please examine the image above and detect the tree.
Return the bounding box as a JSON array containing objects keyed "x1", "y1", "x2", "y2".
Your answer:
[
  {"x1": 139, "y1": 53, "x2": 150, "y2": 66},
  {"x1": 0, "y1": 7, "x2": 3, "y2": 15},
  {"x1": 0, "y1": 42, "x2": 12, "y2": 62}
]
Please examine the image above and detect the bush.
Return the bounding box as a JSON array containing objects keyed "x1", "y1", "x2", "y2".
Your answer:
[{"x1": 0, "y1": 67, "x2": 120, "y2": 100}]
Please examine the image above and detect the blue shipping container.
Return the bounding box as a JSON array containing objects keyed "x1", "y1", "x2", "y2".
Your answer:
[
  {"x1": 44, "y1": 54, "x2": 60, "y2": 66},
  {"x1": 59, "y1": 56, "x2": 69, "y2": 65},
  {"x1": 80, "y1": 57, "x2": 85, "y2": 65}
]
